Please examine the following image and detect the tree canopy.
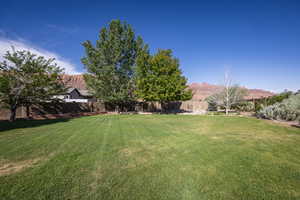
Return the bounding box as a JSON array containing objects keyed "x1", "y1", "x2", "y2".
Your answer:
[
  {"x1": 81, "y1": 20, "x2": 145, "y2": 111},
  {"x1": 0, "y1": 49, "x2": 66, "y2": 121},
  {"x1": 82, "y1": 20, "x2": 192, "y2": 112},
  {"x1": 135, "y1": 49, "x2": 192, "y2": 110}
]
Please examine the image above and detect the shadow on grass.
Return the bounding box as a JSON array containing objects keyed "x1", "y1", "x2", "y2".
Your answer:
[
  {"x1": 291, "y1": 124, "x2": 300, "y2": 129},
  {"x1": 0, "y1": 118, "x2": 71, "y2": 132}
]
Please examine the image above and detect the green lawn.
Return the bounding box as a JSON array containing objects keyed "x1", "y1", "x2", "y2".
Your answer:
[{"x1": 0, "y1": 115, "x2": 300, "y2": 200}]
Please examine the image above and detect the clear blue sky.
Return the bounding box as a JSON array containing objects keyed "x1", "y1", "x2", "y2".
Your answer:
[{"x1": 0, "y1": 0, "x2": 299, "y2": 92}]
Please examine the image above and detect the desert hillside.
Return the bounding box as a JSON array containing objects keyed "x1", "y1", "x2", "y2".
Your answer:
[
  {"x1": 189, "y1": 83, "x2": 274, "y2": 100},
  {"x1": 63, "y1": 75, "x2": 274, "y2": 100}
]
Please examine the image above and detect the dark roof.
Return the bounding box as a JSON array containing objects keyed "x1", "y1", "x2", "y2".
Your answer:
[{"x1": 78, "y1": 89, "x2": 92, "y2": 96}]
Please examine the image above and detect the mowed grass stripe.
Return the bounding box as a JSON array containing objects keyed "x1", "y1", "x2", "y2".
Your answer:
[{"x1": 0, "y1": 115, "x2": 299, "y2": 200}]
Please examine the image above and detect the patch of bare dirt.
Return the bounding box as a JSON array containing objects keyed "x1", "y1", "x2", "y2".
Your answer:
[
  {"x1": 237, "y1": 114, "x2": 300, "y2": 129},
  {"x1": 119, "y1": 147, "x2": 142, "y2": 157},
  {"x1": 123, "y1": 156, "x2": 151, "y2": 169},
  {"x1": 0, "y1": 152, "x2": 56, "y2": 176},
  {"x1": 0, "y1": 158, "x2": 41, "y2": 176},
  {"x1": 89, "y1": 166, "x2": 102, "y2": 191},
  {"x1": 210, "y1": 136, "x2": 221, "y2": 140},
  {"x1": 264, "y1": 119, "x2": 300, "y2": 128},
  {"x1": 119, "y1": 147, "x2": 156, "y2": 169}
]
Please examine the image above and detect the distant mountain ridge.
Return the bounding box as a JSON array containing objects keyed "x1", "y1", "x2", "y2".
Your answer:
[
  {"x1": 62, "y1": 74, "x2": 86, "y2": 90},
  {"x1": 62, "y1": 75, "x2": 274, "y2": 100},
  {"x1": 189, "y1": 82, "x2": 274, "y2": 100}
]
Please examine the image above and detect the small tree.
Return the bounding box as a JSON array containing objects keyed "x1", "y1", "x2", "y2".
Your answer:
[
  {"x1": 206, "y1": 73, "x2": 247, "y2": 115},
  {"x1": 0, "y1": 49, "x2": 66, "y2": 121},
  {"x1": 136, "y1": 49, "x2": 192, "y2": 112},
  {"x1": 81, "y1": 20, "x2": 143, "y2": 112}
]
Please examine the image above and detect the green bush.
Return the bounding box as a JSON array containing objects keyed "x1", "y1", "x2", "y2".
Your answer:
[
  {"x1": 207, "y1": 101, "x2": 218, "y2": 111},
  {"x1": 254, "y1": 91, "x2": 292, "y2": 112},
  {"x1": 257, "y1": 94, "x2": 300, "y2": 121},
  {"x1": 232, "y1": 101, "x2": 255, "y2": 112}
]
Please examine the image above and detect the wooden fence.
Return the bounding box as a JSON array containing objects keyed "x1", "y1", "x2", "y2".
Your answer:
[
  {"x1": 0, "y1": 102, "x2": 106, "y2": 120},
  {"x1": 135, "y1": 100, "x2": 208, "y2": 112},
  {"x1": 0, "y1": 100, "x2": 208, "y2": 120}
]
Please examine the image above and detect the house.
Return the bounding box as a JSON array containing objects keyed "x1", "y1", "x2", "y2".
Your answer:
[
  {"x1": 54, "y1": 88, "x2": 95, "y2": 103},
  {"x1": 58, "y1": 75, "x2": 274, "y2": 110}
]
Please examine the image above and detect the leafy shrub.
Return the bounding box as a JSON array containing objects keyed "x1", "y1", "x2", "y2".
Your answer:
[
  {"x1": 254, "y1": 91, "x2": 292, "y2": 112},
  {"x1": 257, "y1": 94, "x2": 300, "y2": 121},
  {"x1": 232, "y1": 101, "x2": 255, "y2": 112},
  {"x1": 207, "y1": 99, "x2": 218, "y2": 111}
]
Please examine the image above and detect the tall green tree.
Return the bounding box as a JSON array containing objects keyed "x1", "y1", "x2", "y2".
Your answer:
[
  {"x1": 0, "y1": 49, "x2": 66, "y2": 121},
  {"x1": 81, "y1": 20, "x2": 144, "y2": 111},
  {"x1": 136, "y1": 49, "x2": 192, "y2": 111}
]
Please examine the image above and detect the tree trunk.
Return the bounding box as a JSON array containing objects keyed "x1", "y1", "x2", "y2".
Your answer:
[
  {"x1": 115, "y1": 105, "x2": 120, "y2": 113},
  {"x1": 161, "y1": 102, "x2": 168, "y2": 113},
  {"x1": 225, "y1": 108, "x2": 228, "y2": 115},
  {"x1": 91, "y1": 103, "x2": 94, "y2": 112},
  {"x1": 9, "y1": 105, "x2": 17, "y2": 122},
  {"x1": 26, "y1": 105, "x2": 31, "y2": 119}
]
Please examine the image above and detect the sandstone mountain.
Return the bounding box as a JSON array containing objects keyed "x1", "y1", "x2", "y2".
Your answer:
[
  {"x1": 189, "y1": 83, "x2": 274, "y2": 100},
  {"x1": 62, "y1": 75, "x2": 274, "y2": 100},
  {"x1": 62, "y1": 75, "x2": 87, "y2": 90}
]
